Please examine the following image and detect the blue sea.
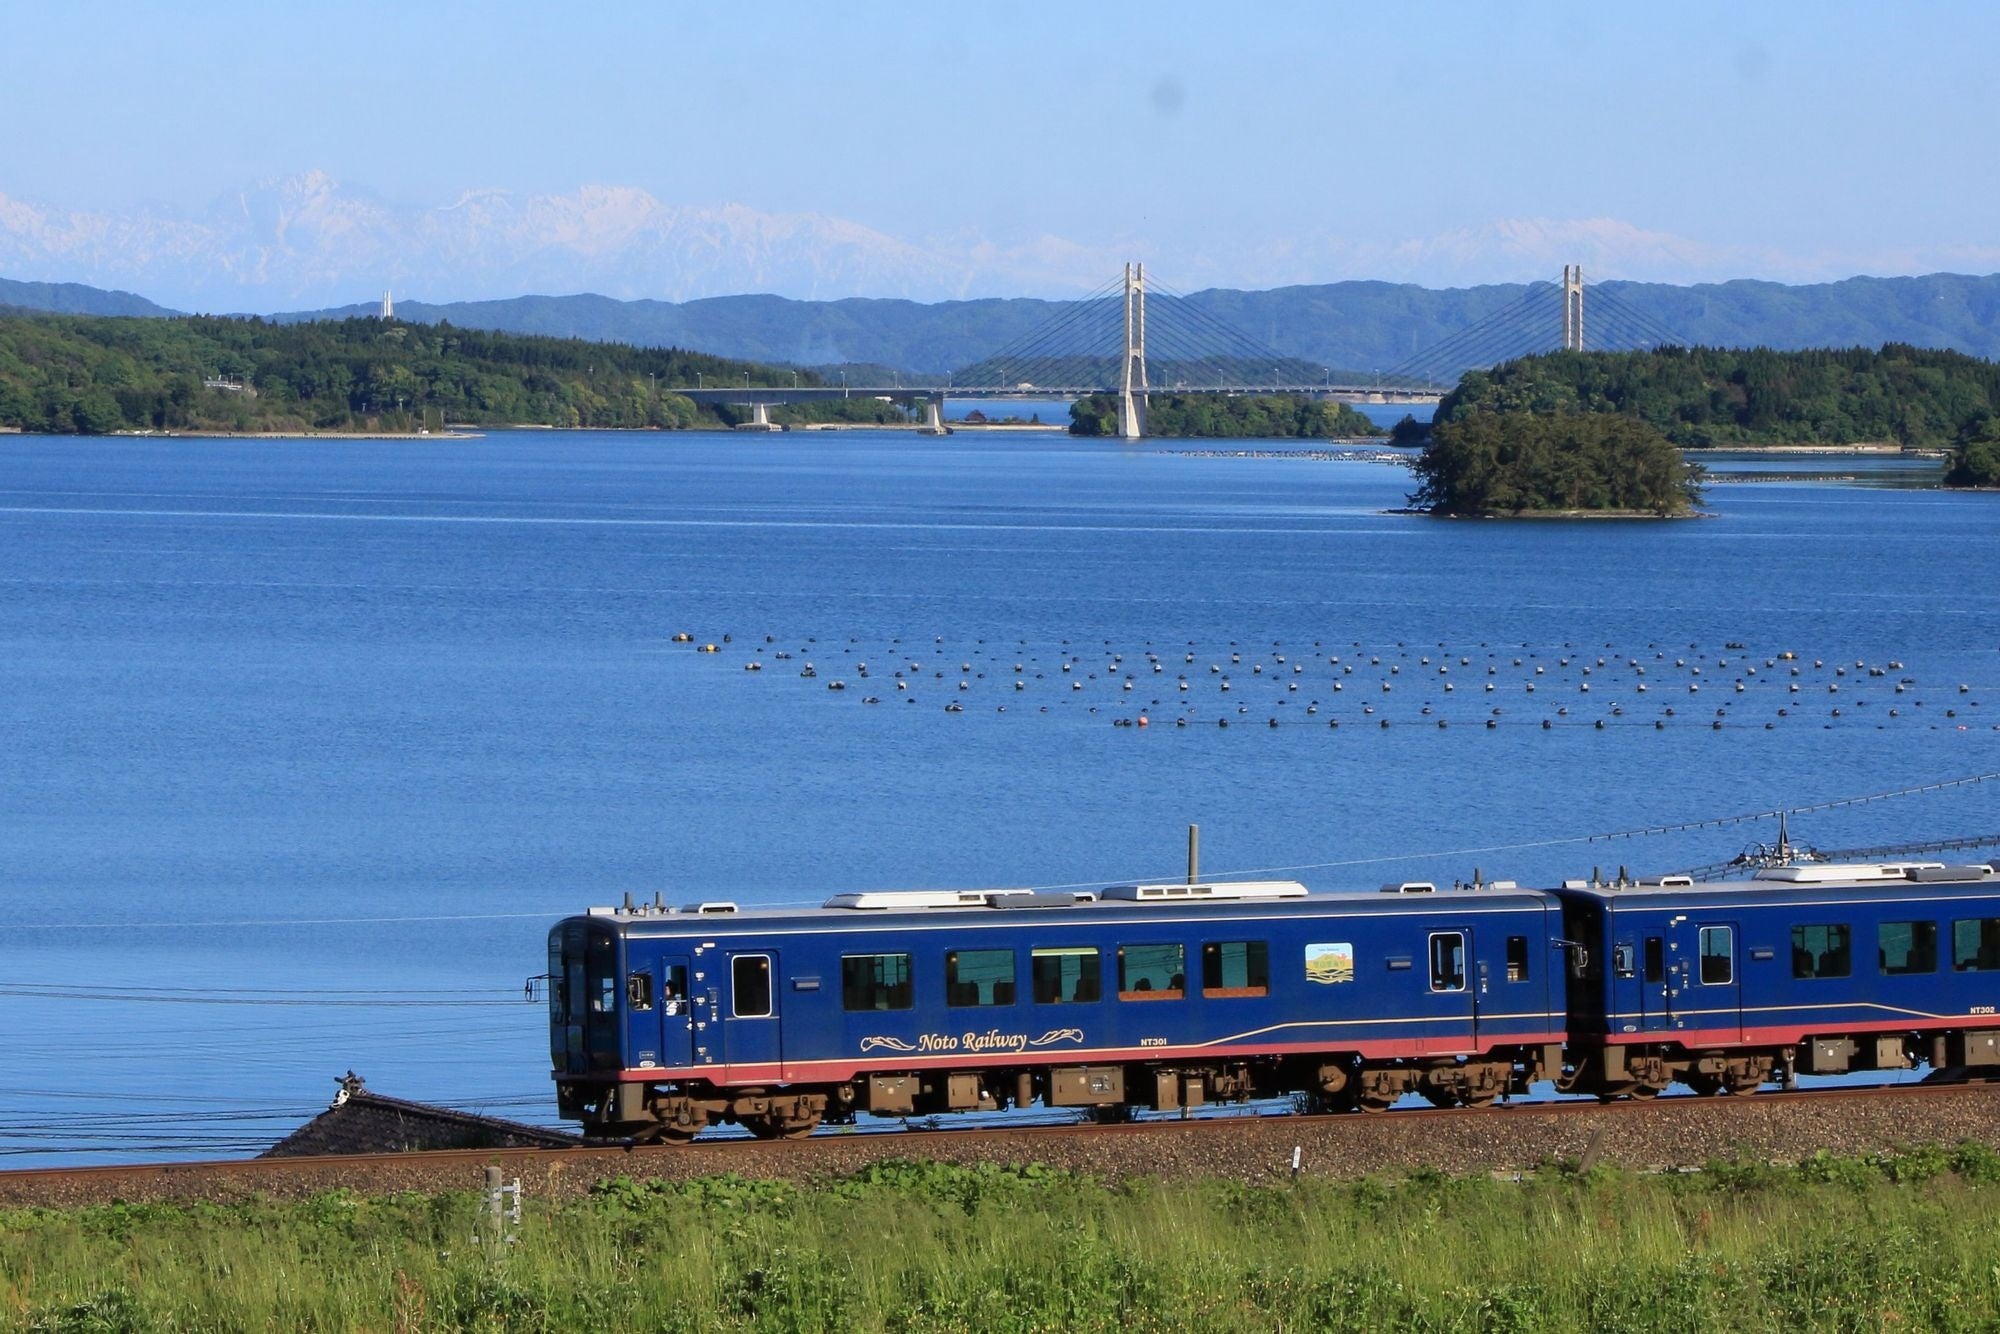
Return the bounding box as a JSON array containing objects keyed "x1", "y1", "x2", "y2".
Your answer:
[{"x1": 1, "y1": 430, "x2": 1996, "y2": 1162}]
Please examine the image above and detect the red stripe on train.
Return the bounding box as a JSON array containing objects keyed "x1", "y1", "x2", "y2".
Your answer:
[{"x1": 584, "y1": 1031, "x2": 1570, "y2": 1084}]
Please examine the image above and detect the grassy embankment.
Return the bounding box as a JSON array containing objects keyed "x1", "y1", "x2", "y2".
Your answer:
[{"x1": 11, "y1": 1148, "x2": 2000, "y2": 1330}]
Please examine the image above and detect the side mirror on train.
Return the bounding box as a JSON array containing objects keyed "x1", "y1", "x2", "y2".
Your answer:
[{"x1": 1612, "y1": 944, "x2": 1636, "y2": 978}]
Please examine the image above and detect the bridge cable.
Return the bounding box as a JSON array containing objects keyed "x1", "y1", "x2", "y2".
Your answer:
[
  {"x1": 969, "y1": 297, "x2": 1125, "y2": 389},
  {"x1": 1590, "y1": 286, "x2": 1693, "y2": 348},
  {"x1": 952, "y1": 277, "x2": 1126, "y2": 387},
  {"x1": 1385, "y1": 283, "x2": 1559, "y2": 383}
]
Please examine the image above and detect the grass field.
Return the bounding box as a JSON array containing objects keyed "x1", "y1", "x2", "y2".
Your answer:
[{"x1": 10, "y1": 1146, "x2": 2000, "y2": 1331}]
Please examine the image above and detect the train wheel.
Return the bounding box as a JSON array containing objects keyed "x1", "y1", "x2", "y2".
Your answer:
[
  {"x1": 1724, "y1": 1057, "x2": 1773, "y2": 1096},
  {"x1": 1356, "y1": 1093, "x2": 1396, "y2": 1113},
  {"x1": 1460, "y1": 1088, "x2": 1501, "y2": 1109},
  {"x1": 1682, "y1": 1070, "x2": 1725, "y2": 1097},
  {"x1": 745, "y1": 1111, "x2": 821, "y2": 1140},
  {"x1": 1419, "y1": 1087, "x2": 1460, "y2": 1109},
  {"x1": 650, "y1": 1097, "x2": 714, "y2": 1143}
]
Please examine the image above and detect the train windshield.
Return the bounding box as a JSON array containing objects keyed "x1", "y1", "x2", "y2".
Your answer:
[{"x1": 549, "y1": 920, "x2": 622, "y2": 1073}]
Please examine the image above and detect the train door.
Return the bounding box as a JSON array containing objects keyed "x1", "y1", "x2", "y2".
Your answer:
[
  {"x1": 1678, "y1": 919, "x2": 1743, "y2": 1042},
  {"x1": 1424, "y1": 928, "x2": 1478, "y2": 1049},
  {"x1": 721, "y1": 951, "x2": 781, "y2": 1072},
  {"x1": 654, "y1": 955, "x2": 694, "y2": 1069},
  {"x1": 1636, "y1": 932, "x2": 1673, "y2": 1033}
]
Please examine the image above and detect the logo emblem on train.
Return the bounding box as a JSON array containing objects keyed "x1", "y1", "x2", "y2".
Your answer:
[{"x1": 547, "y1": 857, "x2": 2000, "y2": 1142}]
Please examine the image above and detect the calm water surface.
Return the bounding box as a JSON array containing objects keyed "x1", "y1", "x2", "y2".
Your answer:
[{"x1": 1, "y1": 430, "x2": 1995, "y2": 1160}]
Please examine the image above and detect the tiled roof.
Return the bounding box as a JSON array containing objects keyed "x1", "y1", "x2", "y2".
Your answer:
[{"x1": 262, "y1": 1076, "x2": 581, "y2": 1158}]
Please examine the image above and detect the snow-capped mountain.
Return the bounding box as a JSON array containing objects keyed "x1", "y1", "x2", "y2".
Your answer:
[{"x1": 0, "y1": 172, "x2": 1107, "y2": 310}]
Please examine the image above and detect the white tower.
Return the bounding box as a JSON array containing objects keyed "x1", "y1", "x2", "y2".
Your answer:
[
  {"x1": 381, "y1": 289, "x2": 395, "y2": 321},
  {"x1": 1119, "y1": 262, "x2": 1149, "y2": 440},
  {"x1": 1561, "y1": 266, "x2": 1584, "y2": 352}
]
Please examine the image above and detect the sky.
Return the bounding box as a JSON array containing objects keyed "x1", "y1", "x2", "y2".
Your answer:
[{"x1": 2, "y1": 1, "x2": 1996, "y2": 305}]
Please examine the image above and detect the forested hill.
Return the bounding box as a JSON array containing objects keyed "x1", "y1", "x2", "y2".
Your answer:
[
  {"x1": 0, "y1": 312, "x2": 806, "y2": 434},
  {"x1": 1, "y1": 276, "x2": 176, "y2": 318},
  {"x1": 1433, "y1": 345, "x2": 2000, "y2": 450}
]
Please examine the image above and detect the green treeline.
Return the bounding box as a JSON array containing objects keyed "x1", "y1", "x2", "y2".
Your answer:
[
  {"x1": 1069, "y1": 392, "x2": 1382, "y2": 438},
  {"x1": 1435, "y1": 344, "x2": 2000, "y2": 450},
  {"x1": 0, "y1": 311, "x2": 813, "y2": 434},
  {"x1": 1409, "y1": 412, "x2": 1705, "y2": 517}
]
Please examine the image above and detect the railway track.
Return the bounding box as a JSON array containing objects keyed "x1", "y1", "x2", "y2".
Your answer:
[{"x1": 7, "y1": 1079, "x2": 2000, "y2": 1208}]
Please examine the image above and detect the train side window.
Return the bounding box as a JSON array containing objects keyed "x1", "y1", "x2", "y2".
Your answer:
[
  {"x1": 627, "y1": 972, "x2": 653, "y2": 1011},
  {"x1": 1031, "y1": 947, "x2": 1101, "y2": 1004},
  {"x1": 1643, "y1": 937, "x2": 1664, "y2": 984},
  {"x1": 595, "y1": 975, "x2": 617, "y2": 1014},
  {"x1": 1612, "y1": 944, "x2": 1635, "y2": 978},
  {"x1": 732, "y1": 955, "x2": 773, "y2": 1018},
  {"x1": 946, "y1": 949, "x2": 1015, "y2": 1007},
  {"x1": 1505, "y1": 935, "x2": 1530, "y2": 982},
  {"x1": 1880, "y1": 921, "x2": 1937, "y2": 975},
  {"x1": 1952, "y1": 918, "x2": 2000, "y2": 972},
  {"x1": 1428, "y1": 932, "x2": 1466, "y2": 993},
  {"x1": 1698, "y1": 927, "x2": 1733, "y2": 984},
  {"x1": 841, "y1": 952, "x2": 913, "y2": 1011},
  {"x1": 1792, "y1": 924, "x2": 1850, "y2": 979},
  {"x1": 1118, "y1": 943, "x2": 1184, "y2": 1000},
  {"x1": 1202, "y1": 941, "x2": 1270, "y2": 998}
]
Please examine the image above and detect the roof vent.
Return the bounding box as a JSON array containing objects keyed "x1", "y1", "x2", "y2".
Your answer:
[
  {"x1": 824, "y1": 889, "x2": 1019, "y2": 910},
  {"x1": 1754, "y1": 862, "x2": 1945, "y2": 884},
  {"x1": 1638, "y1": 875, "x2": 1695, "y2": 888},
  {"x1": 1379, "y1": 881, "x2": 1437, "y2": 894},
  {"x1": 1099, "y1": 881, "x2": 1308, "y2": 903},
  {"x1": 1904, "y1": 865, "x2": 1994, "y2": 883},
  {"x1": 681, "y1": 901, "x2": 739, "y2": 914}
]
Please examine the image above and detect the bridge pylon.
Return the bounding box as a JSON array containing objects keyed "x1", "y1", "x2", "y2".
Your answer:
[
  {"x1": 1119, "y1": 261, "x2": 1149, "y2": 439},
  {"x1": 1561, "y1": 264, "x2": 1585, "y2": 352}
]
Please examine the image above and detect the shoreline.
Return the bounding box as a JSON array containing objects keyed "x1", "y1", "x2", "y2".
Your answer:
[
  {"x1": 1695, "y1": 443, "x2": 1946, "y2": 457},
  {"x1": 104, "y1": 429, "x2": 486, "y2": 440},
  {"x1": 1385, "y1": 507, "x2": 1708, "y2": 520}
]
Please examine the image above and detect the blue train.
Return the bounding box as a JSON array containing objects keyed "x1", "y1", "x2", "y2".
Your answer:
[{"x1": 549, "y1": 860, "x2": 2000, "y2": 1139}]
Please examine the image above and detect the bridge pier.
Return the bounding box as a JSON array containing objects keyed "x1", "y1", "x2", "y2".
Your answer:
[
  {"x1": 918, "y1": 399, "x2": 950, "y2": 435},
  {"x1": 733, "y1": 402, "x2": 782, "y2": 432}
]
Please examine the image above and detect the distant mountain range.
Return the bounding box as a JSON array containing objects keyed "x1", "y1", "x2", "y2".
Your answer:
[
  {"x1": 9, "y1": 269, "x2": 2000, "y2": 379},
  {"x1": 270, "y1": 272, "x2": 2000, "y2": 377}
]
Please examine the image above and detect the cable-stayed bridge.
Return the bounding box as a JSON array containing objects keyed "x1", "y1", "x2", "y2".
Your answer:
[{"x1": 679, "y1": 264, "x2": 1686, "y2": 437}]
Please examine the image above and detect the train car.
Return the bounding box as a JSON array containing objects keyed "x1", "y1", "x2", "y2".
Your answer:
[
  {"x1": 1552, "y1": 860, "x2": 2000, "y2": 1098},
  {"x1": 548, "y1": 879, "x2": 1568, "y2": 1139}
]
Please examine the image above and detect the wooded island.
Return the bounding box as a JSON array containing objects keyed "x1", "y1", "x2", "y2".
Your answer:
[{"x1": 1412, "y1": 345, "x2": 2000, "y2": 512}]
